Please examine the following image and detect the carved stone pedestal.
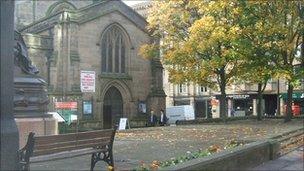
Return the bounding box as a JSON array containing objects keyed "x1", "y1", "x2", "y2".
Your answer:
[
  {"x1": 14, "y1": 75, "x2": 57, "y2": 147},
  {"x1": 15, "y1": 117, "x2": 57, "y2": 148}
]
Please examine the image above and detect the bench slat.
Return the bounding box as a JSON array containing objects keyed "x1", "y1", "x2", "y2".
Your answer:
[
  {"x1": 35, "y1": 134, "x2": 77, "y2": 145},
  {"x1": 30, "y1": 148, "x2": 107, "y2": 163},
  {"x1": 74, "y1": 140, "x2": 111, "y2": 150},
  {"x1": 34, "y1": 137, "x2": 110, "y2": 152},
  {"x1": 76, "y1": 130, "x2": 113, "y2": 140},
  {"x1": 33, "y1": 140, "x2": 111, "y2": 156},
  {"x1": 34, "y1": 129, "x2": 114, "y2": 145},
  {"x1": 35, "y1": 140, "x2": 77, "y2": 152},
  {"x1": 76, "y1": 137, "x2": 111, "y2": 147}
]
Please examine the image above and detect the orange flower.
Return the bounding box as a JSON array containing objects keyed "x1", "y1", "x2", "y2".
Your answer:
[{"x1": 208, "y1": 145, "x2": 221, "y2": 153}]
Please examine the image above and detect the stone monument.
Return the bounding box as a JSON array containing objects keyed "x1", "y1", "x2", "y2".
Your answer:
[{"x1": 13, "y1": 31, "x2": 58, "y2": 148}]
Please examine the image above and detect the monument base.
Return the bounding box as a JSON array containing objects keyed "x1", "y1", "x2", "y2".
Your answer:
[{"x1": 15, "y1": 116, "x2": 58, "y2": 148}]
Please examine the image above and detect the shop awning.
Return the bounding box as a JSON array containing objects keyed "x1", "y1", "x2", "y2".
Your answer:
[{"x1": 280, "y1": 92, "x2": 304, "y2": 99}]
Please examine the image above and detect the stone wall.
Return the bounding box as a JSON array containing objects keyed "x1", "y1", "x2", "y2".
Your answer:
[
  {"x1": 22, "y1": 33, "x2": 53, "y2": 80},
  {"x1": 162, "y1": 140, "x2": 280, "y2": 171},
  {"x1": 77, "y1": 11, "x2": 152, "y2": 120}
]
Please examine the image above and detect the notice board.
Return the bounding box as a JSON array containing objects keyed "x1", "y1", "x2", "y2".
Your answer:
[{"x1": 80, "y1": 71, "x2": 95, "y2": 92}]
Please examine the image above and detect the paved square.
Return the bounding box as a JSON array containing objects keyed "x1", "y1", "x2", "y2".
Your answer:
[{"x1": 31, "y1": 119, "x2": 303, "y2": 170}]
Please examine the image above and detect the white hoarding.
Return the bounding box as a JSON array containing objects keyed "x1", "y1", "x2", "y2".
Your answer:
[{"x1": 81, "y1": 71, "x2": 95, "y2": 92}]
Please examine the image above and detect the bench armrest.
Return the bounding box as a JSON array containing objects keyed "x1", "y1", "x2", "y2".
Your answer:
[{"x1": 18, "y1": 132, "x2": 35, "y2": 171}]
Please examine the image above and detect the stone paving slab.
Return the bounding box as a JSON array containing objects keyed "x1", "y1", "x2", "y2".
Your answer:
[
  {"x1": 251, "y1": 147, "x2": 304, "y2": 171},
  {"x1": 30, "y1": 119, "x2": 304, "y2": 171}
]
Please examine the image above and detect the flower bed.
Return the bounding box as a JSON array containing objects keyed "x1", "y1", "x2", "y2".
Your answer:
[{"x1": 133, "y1": 140, "x2": 245, "y2": 171}]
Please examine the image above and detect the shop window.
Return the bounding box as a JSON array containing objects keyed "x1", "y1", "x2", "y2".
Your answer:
[{"x1": 233, "y1": 99, "x2": 253, "y2": 116}]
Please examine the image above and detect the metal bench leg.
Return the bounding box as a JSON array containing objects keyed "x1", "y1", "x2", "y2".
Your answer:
[
  {"x1": 91, "y1": 151, "x2": 114, "y2": 171},
  {"x1": 109, "y1": 150, "x2": 114, "y2": 168},
  {"x1": 24, "y1": 163, "x2": 30, "y2": 171},
  {"x1": 90, "y1": 153, "x2": 98, "y2": 171}
]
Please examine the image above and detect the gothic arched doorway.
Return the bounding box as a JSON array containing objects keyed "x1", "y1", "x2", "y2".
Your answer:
[{"x1": 103, "y1": 86, "x2": 123, "y2": 129}]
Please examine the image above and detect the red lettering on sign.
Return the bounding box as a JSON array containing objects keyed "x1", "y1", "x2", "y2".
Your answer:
[{"x1": 55, "y1": 102, "x2": 78, "y2": 109}]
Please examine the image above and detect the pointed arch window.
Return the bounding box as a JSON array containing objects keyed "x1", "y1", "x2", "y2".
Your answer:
[{"x1": 101, "y1": 25, "x2": 127, "y2": 74}]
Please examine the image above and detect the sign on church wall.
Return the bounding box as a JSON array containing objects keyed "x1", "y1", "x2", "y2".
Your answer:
[
  {"x1": 80, "y1": 71, "x2": 95, "y2": 92},
  {"x1": 55, "y1": 102, "x2": 78, "y2": 109},
  {"x1": 83, "y1": 100, "x2": 93, "y2": 115},
  {"x1": 138, "y1": 101, "x2": 146, "y2": 114}
]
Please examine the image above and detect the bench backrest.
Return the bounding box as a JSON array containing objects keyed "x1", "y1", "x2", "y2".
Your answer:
[{"x1": 33, "y1": 129, "x2": 115, "y2": 156}]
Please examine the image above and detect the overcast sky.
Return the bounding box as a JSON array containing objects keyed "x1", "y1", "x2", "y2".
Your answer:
[{"x1": 122, "y1": 0, "x2": 149, "y2": 6}]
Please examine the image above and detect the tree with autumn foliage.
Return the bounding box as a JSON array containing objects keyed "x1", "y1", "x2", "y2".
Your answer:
[
  {"x1": 253, "y1": 1, "x2": 303, "y2": 122},
  {"x1": 236, "y1": 2, "x2": 278, "y2": 121},
  {"x1": 238, "y1": 1, "x2": 304, "y2": 121},
  {"x1": 140, "y1": 0, "x2": 249, "y2": 120}
]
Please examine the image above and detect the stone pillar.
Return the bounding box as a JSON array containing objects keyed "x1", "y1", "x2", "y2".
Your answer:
[
  {"x1": 166, "y1": 84, "x2": 174, "y2": 107},
  {"x1": 55, "y1": 12, "x2": 71, "y2": 94},
  {"x1": 253, "y1": 99, "x2": 257, "y2": 116},
  {"x1": 70, "y1": 23, "x2": 81, "y2": 92},
  {"x1": 0, "y1": 1, "x2": 20, "y2": 170},
  {"x1": 280, "y1": 98, "x2": 284, "y2": 115},
  {"x1": 148, "y1": 58, "x2": 166, "y2": 115},
  {"x1": 190, "y1": 97, "x2": 195, "y2": 107},
  {"x1": 227, "y1": 99, "x2": 232, "y2": 117}
]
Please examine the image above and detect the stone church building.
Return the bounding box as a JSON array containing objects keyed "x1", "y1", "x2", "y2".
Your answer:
[{"x1": 16, "y1": 0, "x2": 165, "y2": 129}]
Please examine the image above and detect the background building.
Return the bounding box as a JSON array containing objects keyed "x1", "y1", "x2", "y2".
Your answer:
[
  {"x1": 16, "y1": 0, "x2": 166, "y2": 129},
  {"x1": 132, "y1": 1, "x2": 304, "y2": 118}
]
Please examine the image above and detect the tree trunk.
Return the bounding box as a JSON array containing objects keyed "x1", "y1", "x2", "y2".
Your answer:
[
  {"x1": 301, "y1": 35, "x2": 304, "y2": 67},
  {"x1": 276, "y1": 79, "x2": 281, "y2": 116},
  {"x1": 257, "y1": 83, "x2": 263, "y2": 121},
  {"x1": 219, "y1": 88, "x2": 227, "y2": 122},
  {"x1": 285, "y1": 82, "x2": 293, "y2": 122},
  {"x1": 219, "y1": 69, "x2": 227, "y2": 122}
]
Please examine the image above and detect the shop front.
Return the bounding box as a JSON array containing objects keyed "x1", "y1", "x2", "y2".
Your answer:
[
  {"x1": 215, "y1": 94, "x2": 257, "y2": 117},
  {"x1": 227, "y1": 94, "x2": 256, "y2": 117},
  {"x1": 194, "y1": 97, "x2": 212, "y2": 118},
  {"x1": 280, "y1": 92, "x2": 304, "y2": 115}
]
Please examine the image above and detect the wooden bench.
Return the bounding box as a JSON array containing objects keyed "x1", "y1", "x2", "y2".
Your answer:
[{"x1": 18, "y1": 128, "x2": 116, "y2": 171}]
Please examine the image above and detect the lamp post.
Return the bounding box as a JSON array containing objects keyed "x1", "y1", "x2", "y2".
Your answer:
[{"x1": 1, "y1": 1, "x2": 20, "y2": 170}]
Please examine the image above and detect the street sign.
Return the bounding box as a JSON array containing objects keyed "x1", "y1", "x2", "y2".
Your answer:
[
  {"x1": 80, "y1": 71, "x2": 95, "y2": 92},
  {"x1": 227, "y1": 94, "x2": 250, "y2": 99}
]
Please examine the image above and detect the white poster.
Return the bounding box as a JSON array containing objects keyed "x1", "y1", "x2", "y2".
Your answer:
[
  {"x1": 118, "y1": 118, "x2": 128, "y2": 130},
  {"x1": 80, "y1": 71, "x2": 95, "y2": 92}
]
